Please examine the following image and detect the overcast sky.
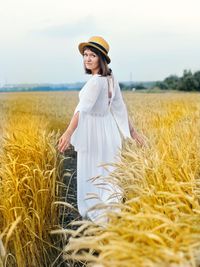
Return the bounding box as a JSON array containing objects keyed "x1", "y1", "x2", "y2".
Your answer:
[{"x1": 0, "y1": 0, "x2": 200, "y2": 84}]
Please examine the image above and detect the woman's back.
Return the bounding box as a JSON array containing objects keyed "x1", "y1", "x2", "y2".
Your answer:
[{"x1": 79, "y1": 74, "x2": 113, "y2": 116}]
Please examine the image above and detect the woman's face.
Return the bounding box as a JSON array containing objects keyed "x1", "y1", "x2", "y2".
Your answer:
[{"x1": 83, "y1": 48, "x2": 100, "y2": 74}]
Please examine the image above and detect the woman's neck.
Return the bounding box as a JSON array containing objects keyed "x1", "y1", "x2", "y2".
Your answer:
[{"x1": 91, "y1": 68, "x2": 100, "y2": 75}]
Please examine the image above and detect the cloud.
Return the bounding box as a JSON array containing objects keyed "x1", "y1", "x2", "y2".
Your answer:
[{"x1": 29, "y1": 15, "x2": 101, "y2": 39}]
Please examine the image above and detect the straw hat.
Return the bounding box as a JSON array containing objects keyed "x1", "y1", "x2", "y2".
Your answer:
[{"x1": 78, "y1": 36, "x2": 111, "y2": 64}]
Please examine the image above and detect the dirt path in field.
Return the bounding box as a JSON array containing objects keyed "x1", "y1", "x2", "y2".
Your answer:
[
  {"x1": 59, "y1": 147, "x2": 101, "y2": 267},
  {"x1": 60, "y1": 146, "x2": 81, "y2": 227},
  {"x1": 58, "y1": 146, "x2": 86, "y2": 267}
]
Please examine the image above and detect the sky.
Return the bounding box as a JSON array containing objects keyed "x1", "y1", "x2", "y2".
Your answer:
[{"x1": 0, "y1": 0, "x2": 200, "y2": 84}]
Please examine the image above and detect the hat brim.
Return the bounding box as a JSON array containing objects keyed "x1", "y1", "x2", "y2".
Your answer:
[{"x1": 78, "y1": 42, "x2": 111, "y2": 64}]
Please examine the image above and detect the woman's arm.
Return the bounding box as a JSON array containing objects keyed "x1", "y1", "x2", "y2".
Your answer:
[
  {"x1": 57, "y1": 111, "x2": 79, "y2": 153},
  {"x1": 128, "y1": 116, "x2": 134, "y2": 133},
  {"x1": 65, "y1": 111, "x2": 79, "y2": 136},
  {"x1": 128, "y1": 115, "x2": 137, "y2": 135},
  {"x1": 128, "y1": 115, "x2": 146, "y2": 146},
  {"x1": 58, "y1": 76, "x2": 103, "y2": 153}
]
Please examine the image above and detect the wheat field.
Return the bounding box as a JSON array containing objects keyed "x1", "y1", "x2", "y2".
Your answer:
[{"x1": 0, "y1": 90, "x2": 200, "y2": 266}]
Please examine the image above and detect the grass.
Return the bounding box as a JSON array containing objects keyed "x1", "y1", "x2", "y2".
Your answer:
[
  {"x1": 61, "y1": 92, "x2": 200, "y2": 267},
  {"x1": 0, "y1": 91, "x2": 200, "y2": 266}
]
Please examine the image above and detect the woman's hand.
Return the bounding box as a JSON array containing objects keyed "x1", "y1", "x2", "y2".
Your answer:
[
  {"x1": 57, "y1": 112, "x2": 79, "y2": 153},
  {"x1": 128, "y1": 117, "x2": 146, "y2": 147},
  {"x1": 130, "y1": 129, "x2": 146, "y2": 147},
  {"x1": 57, "y1": 131, "x2": 71, "y2": 153}
]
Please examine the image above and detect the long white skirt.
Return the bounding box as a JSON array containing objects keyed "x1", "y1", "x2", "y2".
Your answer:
[{"x1": 72, "y1": 112, "x2": 123, "y2": 223}]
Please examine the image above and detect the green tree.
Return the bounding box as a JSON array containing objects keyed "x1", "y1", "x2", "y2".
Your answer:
[
  {"x1": 178, "y1": 69, "x2": 199, "y2": 91},
  {"x1": 193, "y1": 71, "x2": 200, "y2": 91},
  {"x1": 154, "y1": 81, "x2": 168, "y2": 90},
  {"x1": 163, "y1": 75, "x2": 179, "y2": 89},
  {"x1": 135, "y1": 83, "x2": 146, "y2": 90}
]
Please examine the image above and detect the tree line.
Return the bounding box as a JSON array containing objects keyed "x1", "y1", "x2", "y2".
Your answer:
[
  {"x1": 155, "y1": 69, "x2": 200, "y2": 91},
  {"x1": 120, "y1": 69, "x2": 200, "y2": 91}
]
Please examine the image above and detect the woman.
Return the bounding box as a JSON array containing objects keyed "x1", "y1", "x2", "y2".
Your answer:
[{"x1": 58, "y1": 36, "x2": 145, "y2": 222}]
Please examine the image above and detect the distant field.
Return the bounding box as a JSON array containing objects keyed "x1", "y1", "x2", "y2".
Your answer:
[{"x1": 0, "y1": 91, "x2": 200, "y2": 266}]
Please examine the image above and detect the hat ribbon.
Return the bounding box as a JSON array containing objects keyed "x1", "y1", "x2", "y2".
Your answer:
[{"x1": 88, "y1": 41, "x2": 108, "y2": 54}]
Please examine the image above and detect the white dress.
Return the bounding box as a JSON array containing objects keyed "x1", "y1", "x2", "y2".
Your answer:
[{"x1": 70, "y1": 73, "x2": 131, "y2": 222}]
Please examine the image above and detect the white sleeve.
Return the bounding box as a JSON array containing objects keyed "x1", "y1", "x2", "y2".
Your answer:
[
  {"x1": 73, "y1": 75, "x2": 102, "y2": 114},
  {"x1": 110, "y1": 76, "x2": 131, "y2": 139},
  {"x1": 70, "y1": 75, "x2": 102, "y2": 152}
]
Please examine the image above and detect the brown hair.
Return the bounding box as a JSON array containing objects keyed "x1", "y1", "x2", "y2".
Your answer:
[{"x1": 82, "y1": 46, "x2": 112, "y2": 76}]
